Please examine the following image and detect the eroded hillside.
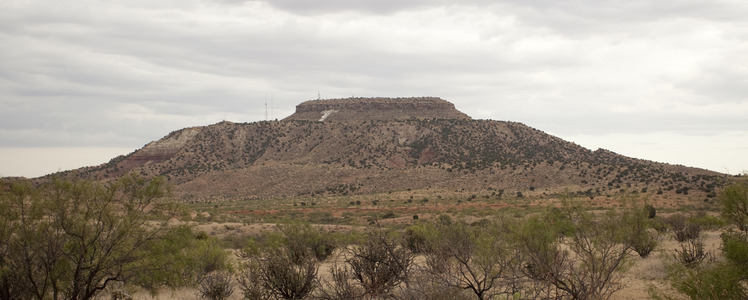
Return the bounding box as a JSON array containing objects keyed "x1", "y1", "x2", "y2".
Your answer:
[{"x1": 66, "y1": 98, "x2": 725, "y2": 203}]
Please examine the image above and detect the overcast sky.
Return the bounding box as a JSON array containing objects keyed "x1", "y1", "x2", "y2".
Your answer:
[{"x1": 1, "y1": 0, "x2": 747, "y2": 178}]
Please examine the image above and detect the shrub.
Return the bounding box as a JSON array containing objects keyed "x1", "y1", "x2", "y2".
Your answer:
[
  {"x1": 198, "y1": 270, "x2": 235, "y2": 300},
  {"x1": 279, "y1": 222, "x2": 337, "y2": 263},
  {"x1": 720, "y1": 182, "x2": 748, "y2": 232},
  {"x1": 237, "y1": 260, "x2": 270, "y2": 300},
  {"x1": 666, "y1": 263, "x2": 747, "y2": 300},
  {"x1": 345, "y1": 230, "x2": 414, "y2": 297},
  {"x1": 315, "y1": 265, "x2": 363, "y2": 300},
  {"x1": 722, "y1": 232, "x2": 748, "y2": 269},
  {"x1": 518, "y1": 200, "x2": 633, "y2": 300},
  {"x1": 631, "y1": 230, "x2": 658, "y2": 258},
  {"x1": 623, "y1": 203, "x2": 660, "y2": 258},
  {"x1": 0, "y1": 175, "x2": 200, "y2": 299},
  {"x1": 255, "y1": 249, "x2": 318, "y2": 300},
  {"x1": 674, "y1": 238, "x2": 708, "y2": 268},
  {"x1": 660, "y1": 182, "x2": 748, "y2": 299},
  {"x1": 381, "y1": 211, "x2": 396, "y2": 219},
  {"x1": 403, "y1": 223, "x2": 434, "y2": 254},
  {"x1": 423, "y1": 220, "x2": 521, "y2": 300},
  {"x1": 665, "y1": 214, "x2": 702, "y2": 242},
  {"x1": 690, "y1": 212, "x2": 727, "y2": 230},
  {"x1": 645, "y1": 204, "x2": 656, "y2": 218}
]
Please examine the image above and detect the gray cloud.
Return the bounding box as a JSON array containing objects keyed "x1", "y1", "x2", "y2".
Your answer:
[
  {"x1": 256, "y1": 0, "x2": 456, "y2": 15},
  {"x1": 1, "y1": 0, "x2": 747, "y2": 175}
]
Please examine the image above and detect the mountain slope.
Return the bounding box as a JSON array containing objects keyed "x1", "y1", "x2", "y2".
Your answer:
[{"x1": 69, "y1": 97, "x2": 725, "y2": 203}]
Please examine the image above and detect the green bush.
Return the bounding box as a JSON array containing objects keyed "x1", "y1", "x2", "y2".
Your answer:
[
  {"x1": 622, "y1": 202, "x2": 660, "y2": 258},
  {"x1": 631, "y1": 230, "x2": 658, "y2": 258},
  {"x1": 720, "y1": 182, "x2": 748, "y2": 232},
  {"x1": 403, "y1": 223, "x2": 435, "y2": 254},
  {"x1": 279, "y1": 222, "x2": 337, "y2": 263},
  {"x1": 0, "y1": 175, "x2": 211, "y2": 299},
  {"x1": 517, "y1": 200, "x2": 634, "y2": 300},
  {"x1": 722, "y1": 232, "x2": 748, "y2": 268},
  {"x1": 381, "y1": 211, "x2": 397, "y2": 219},
  {"x1": 665, "y1": 262, "x2": 747, "y2": 299},
  {"x1": 690, "y1": 212, "x2": 727, "y2": 230},
  {"x1": 660, "y1": 182, "x2": 748, "y2": 299},
  {"x1": 645, "y1": 204, "x2": 656, "y2": 218}
]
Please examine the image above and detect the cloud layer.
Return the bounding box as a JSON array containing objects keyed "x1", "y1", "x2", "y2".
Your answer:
[{"x1": 1, "y1": 0, "x2": 747, "y2": 176}]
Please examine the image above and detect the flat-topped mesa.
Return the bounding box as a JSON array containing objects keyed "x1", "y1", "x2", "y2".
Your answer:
[{"x1": 283, "y1": 97, "x2": 471, "y2": 122}]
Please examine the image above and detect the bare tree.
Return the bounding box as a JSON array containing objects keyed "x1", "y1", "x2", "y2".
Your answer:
[
  {"x1": 347, "y1": 230, "x2": 414, "y2": 298},
  {"x1": 314, "y1": 265, "x2": 364, "y2": 300},
  {"x1": 422, "y1": 220, "x2": 521, "y2": 300},
  {"x1": 237, "y1": 259, "x2": 271, "y2": 300},
  {"x1": 518, "y1": 202, "x2": 634, "y2": 300},
  {"x1": 317, "y1": 229, "x2": 414, "y2": 299},
  {"x1": 257, "y1": 249, "x2": 318, "y2": 300}
]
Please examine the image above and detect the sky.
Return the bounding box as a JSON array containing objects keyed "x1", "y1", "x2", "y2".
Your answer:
[{"x1": 1, "y1": 0, "x2": 747, "y2": 178}]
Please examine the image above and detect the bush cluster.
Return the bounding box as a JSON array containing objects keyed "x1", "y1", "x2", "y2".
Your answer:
[
  {"x1": 229, "y1": 199, "x2": 653, "y2": 300},
  {"x1": 0, "y1": 175, "x2": 233, "y2": 300}
]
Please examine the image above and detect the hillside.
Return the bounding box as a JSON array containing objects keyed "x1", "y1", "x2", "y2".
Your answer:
[{"x1": 66, "y1": 97, "x2": 725, "y2": 203}]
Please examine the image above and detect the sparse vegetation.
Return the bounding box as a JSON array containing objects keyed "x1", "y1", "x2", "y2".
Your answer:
[
  {"x1": 517, "y1": 199, "x2": 635, "y2": 300},
  {"x1": 2, "y1": 98, "x2": 738, "y2": 299},
  {"x1": 0, "y1": 175, "x2": 230, "y2": 300},
  {"x1": 655, "y1": 180, "x2": 748, "y2": 299}
]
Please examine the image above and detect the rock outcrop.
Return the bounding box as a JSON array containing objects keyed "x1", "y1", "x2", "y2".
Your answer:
[
  {"x1": 283, "y1": 97, "x2": 471, "y2": 122},
  {"x1": 118, "y1": 127, "x2": 202, "y2": 170}
]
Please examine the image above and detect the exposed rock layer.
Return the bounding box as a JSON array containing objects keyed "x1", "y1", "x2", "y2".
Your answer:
[{"x1": 284, "y1": 97, "x2": 471, "y2": 122}]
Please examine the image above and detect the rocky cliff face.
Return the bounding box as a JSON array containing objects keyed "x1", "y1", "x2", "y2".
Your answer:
[
  {"x1": 284, "y1": 97, "x2": 471, "y2": 122},
  {"x1": 109, "y1": 127, "x2": 202, "y2": 174}
]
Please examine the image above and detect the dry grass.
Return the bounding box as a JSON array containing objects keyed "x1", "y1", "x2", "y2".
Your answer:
[
  {"x1": 119, "y1": 192, "x2": 728, "y2": 300},
  {"x1": 120, "y1": 228, "x2": 725, "y2": 300}
]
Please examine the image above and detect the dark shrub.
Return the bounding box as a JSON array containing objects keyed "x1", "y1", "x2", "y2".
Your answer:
[{"x1": 645, "y1": 204, "x2": 656, "y2": 219}]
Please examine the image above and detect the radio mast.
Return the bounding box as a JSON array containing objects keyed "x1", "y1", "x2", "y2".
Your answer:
[{"x1": 264, "y1": 92, "x2": 268, "y2": 121}]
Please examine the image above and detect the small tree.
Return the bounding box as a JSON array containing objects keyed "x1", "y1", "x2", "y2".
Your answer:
[
  {"x1": 237, "y1": 222, "x2": 332, "y2": 300},
  {"x1": 517, "y1": 200, "x2": 633, "y2": 300},
  {"x1": 665, "y1": 214, "x2": 702, "y2": 243},
  {"x1": 622, "y1": 202, "x2": 659, "y2": 258},
  {"x1": 720, "y1": 182, "x2": 748, "y2": 233},
  {"x1": 423, "y1": 220, "x2": 521, "y2": 300},
  {"x1": 318, "y1": 229, "x2": 413, "y2": 299},
  {"x1": 279, "y1": 222, "x2": 337, "y2": 263},
  {"x1": 237, "y1": 260, "x2": 270, "y2": 300},
  {"x1": 0, "y1": 175, "x2": 195, "y2": 300}
]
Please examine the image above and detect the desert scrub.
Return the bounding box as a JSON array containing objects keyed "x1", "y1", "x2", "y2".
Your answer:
[
  {"x1": 0, "y1": 175, "x2": 232, "y2": 300},
  {"x1": 657, "y1": 181, "x2": 748, "y2": 299}
]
